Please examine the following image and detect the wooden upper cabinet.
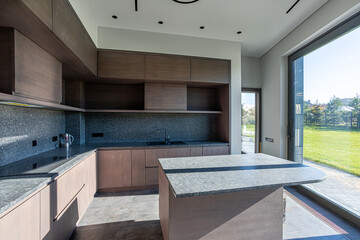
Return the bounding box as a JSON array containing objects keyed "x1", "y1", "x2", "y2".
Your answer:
[
  {"x1": 53, "y1": 0, "x2": 85, "y2": 63},
  {"x1": 145, "y1": 55, "x2": 190, "y2": 82},
  {"x1": 84, "y1": 32, "x2": 98, "y2": 75},
  {"x1": 145, "y1": 83, "x2": 187, "y2": 110},
  {"x1": 98, "y1": 51, "x2": 145, "y2": 79},
  {"x1": 97, "y1": 150, "x2": 132, "y2": 189},
  {"x1": 0, "y1": 28, "x2": 62, "y2": 103},
  {"x1": 20, "y1": 0, "x2": 52, "y2": 29},
  {"x1": 191, "y1": 58, "x2": 230, "y2": 83}
]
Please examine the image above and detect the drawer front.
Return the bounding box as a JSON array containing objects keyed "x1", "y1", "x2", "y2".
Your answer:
[
  {"x1": 146, "y1": 148, "x2": 191, "y2": 167},
  {"x1": 202, "y1": 146, "x2": 230, "y2": 156},
  {"x1": 55, "y1": 160, "x2": 86, "y2": 216}
]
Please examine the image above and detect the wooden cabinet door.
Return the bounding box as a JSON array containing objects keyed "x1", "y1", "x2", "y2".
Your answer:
[
  {"x1": 132, "y1": 150, "x2": 146, "y2": 186},
  {"x1": 190, "y1": 147, "x2": 203, "y2": 156},
  {"x1": 87, "y1": 153, "x2": 97, "y2": 199},
  {"x1": 97, "y1": 150, "x2": 132, "y2": 189},
  {"x1": 55, "y1": 160, "x2": 86, "y2": 217},
  {"x1": 14, "y1": 30, "x2": 62, "y2": 103},
  {"x1": 191, "y1": 58, "x2": 230, "y2": 83},
  {"x1": 203, "y1": 146, "x2": 230, "y2": 156},
  {"x1": 145, "y1": 168, "x2": 159, "y2": 186},
  {"x1": 144, "y1": 83, "x2": 187, "y2": 110},
  {"x1": 0, "y1": 193, "x2": 40, "y2": 240},
  {"x1": 145, "y1": 55, "x2": 190, "y2": 82},
  {"x1": 53, "y1": 0, "x2": 85, "y2": 61},
  {"x1": 84, "y1": 32, "x2": 97, "y2": 75},
  {"x1": 21, "y1": 0, "x2": 52, "y2": 29},
  {"x1": 98, "y1": 51, "x2": 145, "y2": 79},
  {"x1": 40, "y1": 184, "x2": 54, "y2": 240}
]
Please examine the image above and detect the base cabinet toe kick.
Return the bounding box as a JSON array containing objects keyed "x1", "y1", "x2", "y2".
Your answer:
[{"x1": 158, "y1": 153, "x2": 326, "y2": 240}]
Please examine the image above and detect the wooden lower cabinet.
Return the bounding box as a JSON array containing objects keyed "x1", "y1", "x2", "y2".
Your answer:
[
  {"x1": 40, "y1": 184, "x2": 54, "y2": 240},
  {"x1": 132, "y1": 150, "x2": 146, "y2": 186},
  {"x1": 97, "y1": 150, "x2": 132, "y2": 189},
  {"x1": 145, "y1": 167, "x2": 159, "y2": 186},
  {"x1": 146, "y1": 148, "x2": 191, "y2": 167},
  {"x1": 190, "y1": 147, "x2": 203, "y2": 156},
  {"x1": 203, "y1": 146, "x2": 230, "y2": 156},
  {"x1": 0, "y1": 192, "x2": 41, "y2": 240}
]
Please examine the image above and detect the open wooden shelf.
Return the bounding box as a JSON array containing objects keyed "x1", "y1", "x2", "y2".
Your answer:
[
  {"x1": 0, "y1": 93, "x2": 85, "y2": 112},
  {"x1": 85, "y1": 109, "x2": 222, "y2": 114}
]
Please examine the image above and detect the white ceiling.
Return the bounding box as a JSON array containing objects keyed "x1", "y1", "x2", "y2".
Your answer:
[{"x1": 71, "y1": 0, "x2": 328, "y2": 57}]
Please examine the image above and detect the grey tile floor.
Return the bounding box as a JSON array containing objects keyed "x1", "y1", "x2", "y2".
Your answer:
[
  {"x1": 71, "y1": 188, "x2": 360, "y2": 240},
  {"x1": 304, "y1": 160, "x2": 360, "y2": 217}
]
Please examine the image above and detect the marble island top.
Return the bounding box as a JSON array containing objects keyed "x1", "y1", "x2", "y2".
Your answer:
[{"x1": 159, "y1": 153, "x2": 326, "y2": 198}]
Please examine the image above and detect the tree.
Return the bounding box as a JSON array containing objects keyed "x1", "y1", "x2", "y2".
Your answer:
[
  {"x1": 325, "y1": 96, "x2": 342, "y2": 126},
  {"x1": 304, "y1": 102, "x2": 311, "y2": 125},
  {"x1": 350, "y1": 96, "x2": 360, "y2": 128},
  {"x1": 310, "y1": 105, "x2": 323, "y2": 125}
]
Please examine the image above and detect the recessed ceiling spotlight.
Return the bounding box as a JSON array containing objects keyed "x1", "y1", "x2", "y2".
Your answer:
[
  {"x1": 112, "y1": 15, "x2": 118, "y2": 19},
  {"x1": 158, "y1": 21, "x2": 164, "y2": 24},
  {"x1": 200, "y1": 26, "x2": 205, "y2": 29},
  {"x1": 237, "y1": 31, "x2": 242, "y2": 35},
  {"x1": 173, "y1": 0, "x2": 199, "y2": 4}
]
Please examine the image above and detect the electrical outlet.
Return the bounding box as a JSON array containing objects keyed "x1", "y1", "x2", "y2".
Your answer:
[
  {"x1": 32, "y1": 140, "x2": 37, "y2": 147},
  {"x1": 92, "y1": 133, "x2": 104, "y2": 137}
]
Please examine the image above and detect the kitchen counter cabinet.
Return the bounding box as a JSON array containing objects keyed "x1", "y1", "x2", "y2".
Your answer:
[
  {"x1": 97, "y1": 150, "x2": 132, "y2": 189},
  {"x1": 202, "y1": 145, "x2": 229, "y2": 156},
  {"x1": 131, "y1": 150, "x2": 146, "y2": 187},
  {"x1": 0, "y1": 192, "x2": 41, "y2": 240}
]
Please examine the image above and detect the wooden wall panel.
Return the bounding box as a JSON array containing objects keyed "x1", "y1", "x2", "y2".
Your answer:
[
  {"x1": 145, "y1": 83, "x2": 187, "y2": 110},
  {"x1": 98, "y1": 50, "x2": 145, "y2": 79},
  {"x1": 145, "y1": 55, "x2": 190, "y2": 82}
]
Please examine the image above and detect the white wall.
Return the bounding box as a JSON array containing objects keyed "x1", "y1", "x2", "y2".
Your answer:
[
  {"x1": 261, "y1": 0, "x2": 360, "y2": 158},
  {"x1": 70, "y1": 0, "x2": 98, "y2": 46},
  {"x1": 241, "y1": 57, "x2": 261, "y2": 89},
  {"x1": 98, "y1": 27, "x2": 242, "y2": 153}
]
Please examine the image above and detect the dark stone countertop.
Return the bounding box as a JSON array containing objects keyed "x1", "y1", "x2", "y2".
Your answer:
[
  {"x1": 159, "y1": 153, "x2": 326, "y2": 198},
  {"x1": 0, "y1": 141, "x2": 228, "y2": 215}
]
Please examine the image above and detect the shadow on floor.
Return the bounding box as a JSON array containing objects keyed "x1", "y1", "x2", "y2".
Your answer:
[{"x1": 71, "y1": 220, "x2": 163, "y2": 240}]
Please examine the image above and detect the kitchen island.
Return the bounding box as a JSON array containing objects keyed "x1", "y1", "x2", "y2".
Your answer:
[{"x1": 158, "y1": 153, "x2": 326, "y2": 240}]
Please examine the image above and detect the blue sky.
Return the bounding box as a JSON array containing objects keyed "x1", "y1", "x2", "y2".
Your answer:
[{"x1": 304, "y1": 25, "x2": 360, "y2": 104}]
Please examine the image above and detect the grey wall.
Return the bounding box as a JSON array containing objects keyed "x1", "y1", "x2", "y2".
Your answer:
[
  {"x1": 0, "y1": 105, "x2": 65, "y2": 166},
  {"x1": 242, "y1": 56, "x2": 262, "y2": 89},
  {"x1": 85, "y1": 113, "x2": 217, "y2": 143}
]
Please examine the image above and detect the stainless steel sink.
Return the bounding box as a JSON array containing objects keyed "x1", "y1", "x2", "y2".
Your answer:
[{"x1": 147, "y1": 141, "x2": 186, "y2": 146}]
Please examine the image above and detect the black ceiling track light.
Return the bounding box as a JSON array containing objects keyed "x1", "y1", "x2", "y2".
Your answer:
[
  {"x1": 286, "y1": 0, "x2": 300, "y2": 14},
  {"x1": 172, "y1": 0, "x2": 200, "y2": 4}
]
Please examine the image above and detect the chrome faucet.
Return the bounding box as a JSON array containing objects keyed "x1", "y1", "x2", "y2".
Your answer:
[{"x1": 158, "y1": 128, "x2": 170, "y2": 144}]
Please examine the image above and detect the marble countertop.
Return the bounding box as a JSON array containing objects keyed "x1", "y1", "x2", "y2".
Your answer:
[
  {"x1": 159, "y1": 153, "x2": 326, "y2": 198},
  {"x1": 0, "y1": 141, "x2": 228, "y2": 216}
]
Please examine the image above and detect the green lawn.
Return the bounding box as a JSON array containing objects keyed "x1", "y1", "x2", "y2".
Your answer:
[
  {"x1": 242, "y1": 124, "x2": 255, "y2": 139},
  {"x1": 304, "y1": 126, "x2": 360, "y2": 176}
]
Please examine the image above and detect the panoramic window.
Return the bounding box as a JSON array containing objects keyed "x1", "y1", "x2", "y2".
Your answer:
[{"x1": 289, "y1": 17, "x2": 360, "y2": 218}]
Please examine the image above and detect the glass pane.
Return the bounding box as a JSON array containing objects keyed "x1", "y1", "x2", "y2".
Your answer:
[{"x1": 241, "y1": 92, "x2": 256, "y2": 153}]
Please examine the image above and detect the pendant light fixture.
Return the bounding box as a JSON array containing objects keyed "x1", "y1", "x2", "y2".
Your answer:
[{"x1": 172, "y1": 0, "x2": 199, "y2": 4}]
